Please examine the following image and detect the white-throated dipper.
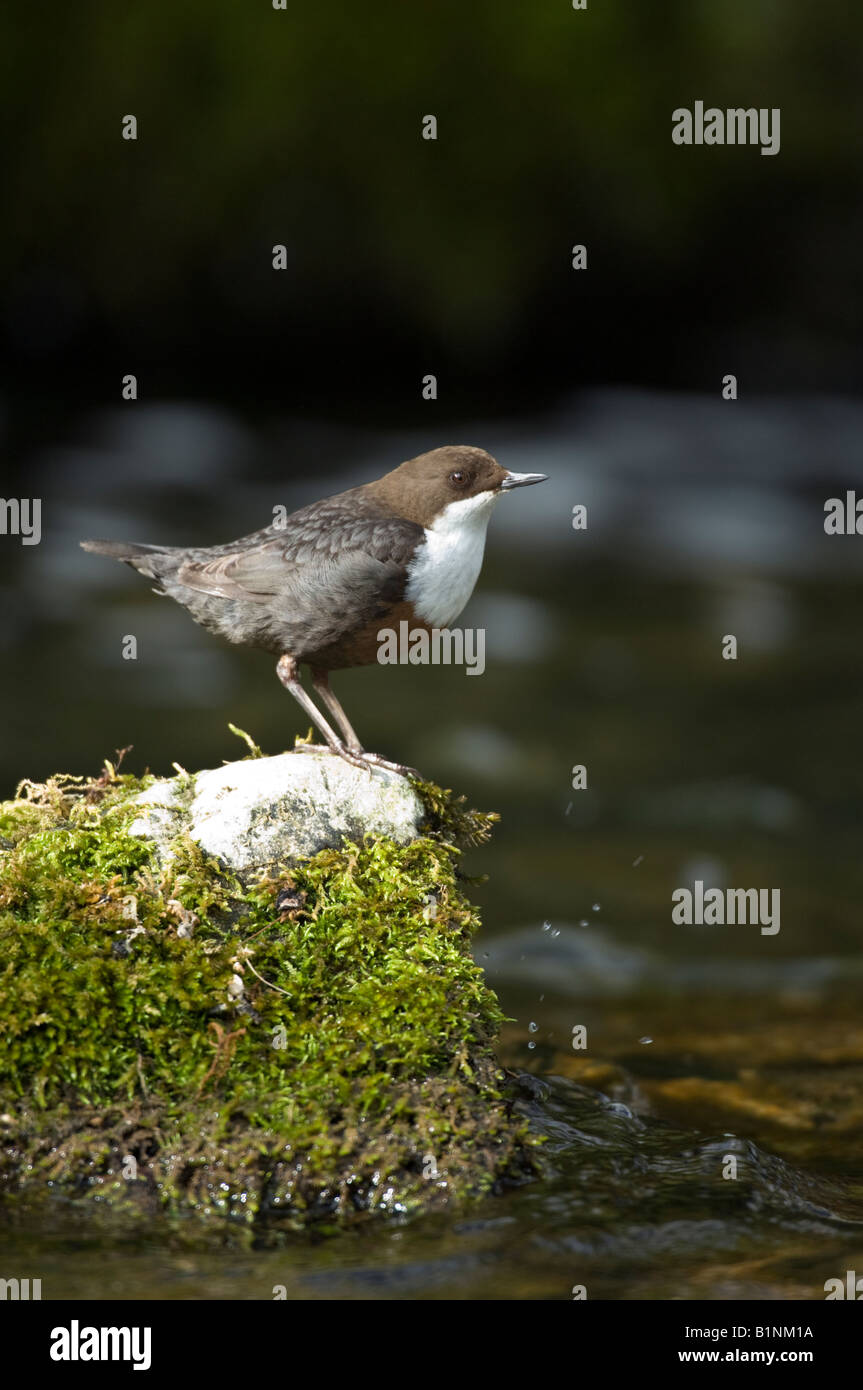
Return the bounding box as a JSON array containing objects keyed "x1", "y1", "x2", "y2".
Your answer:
[{"x1": 81, "y1": 445, "x2": 547, "y2": 774}]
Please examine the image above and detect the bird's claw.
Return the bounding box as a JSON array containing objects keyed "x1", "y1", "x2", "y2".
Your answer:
[
  {"x1": 326, "y1": 745, "x2": 417, "y2": 778},
  {"x1": 328, "y1": 742, "x2": 372, "y2": 773},
  {"x1": 358, "y1": 752, "x2": 420, "y2": 778}
]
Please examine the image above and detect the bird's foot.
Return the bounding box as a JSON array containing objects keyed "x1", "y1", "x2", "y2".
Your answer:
[
  {"x1": 326, "y1": 741, "x2": 375, "y2": 773},
  {"x1": 357, "y1": 751, "x2": 420, "y2": 778},
  {"x1": 313, "y1": 740, "x2": 417, "y2": 779}
]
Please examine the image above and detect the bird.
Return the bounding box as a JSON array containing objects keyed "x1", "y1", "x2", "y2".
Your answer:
[{"x1": 81, "y1": 445, "x2": 547, "y2": 775}]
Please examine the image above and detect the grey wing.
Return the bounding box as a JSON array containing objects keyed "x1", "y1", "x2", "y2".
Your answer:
[{"x1": 169, "y1": 504, "x2": 424, "y2": 654}]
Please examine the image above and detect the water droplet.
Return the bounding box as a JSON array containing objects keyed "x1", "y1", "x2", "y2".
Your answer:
[
  {"x1": 528, "y1": 1021, "x2": 538, "y2": 1033},
  {"x1": 542, "y1": 920, "x2": 552, "y2": 932},
  {"x1": 578, "y1": 919, "x2": 589, "y2": 928},
  {"x1": 592, "y1": 902, "x2": 601, "y2": 912},
  {"x1": 551, "y1": 928, "x2": 560, "y2": 938},
  {"x1": 639, "y1": 1036, "x2": 653, "y2": 1045},
  {"x1": 527, "y1": 1041, "x2": 536, "y2": 1050}
]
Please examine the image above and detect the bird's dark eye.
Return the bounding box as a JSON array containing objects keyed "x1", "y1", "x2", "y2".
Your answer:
[{"x1": 449, "y1": 469, "x2": 468, "y2": 487}]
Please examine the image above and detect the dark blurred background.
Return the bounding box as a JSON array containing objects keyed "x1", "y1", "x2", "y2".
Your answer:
[{"x1": 3, "y1": 0, "x2": 863, "y2": 967}]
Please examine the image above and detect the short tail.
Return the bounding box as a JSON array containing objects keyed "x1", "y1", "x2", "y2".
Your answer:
[{"x1": 80, "y1": 538, "x2": 176, "y2": 579}]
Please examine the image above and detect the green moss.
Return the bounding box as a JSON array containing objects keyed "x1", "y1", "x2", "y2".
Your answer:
[
  {"x1": 0, "y1": 758, "x2": 539, "y2": 1236},
  {"x1": 409, "y1": 776, "x2": 500, "y2": 848},
  {"x1": 226, "y1": 723, "x2": 264, "y2": 758}
]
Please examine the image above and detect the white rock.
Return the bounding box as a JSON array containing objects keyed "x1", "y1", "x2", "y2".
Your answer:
[{"x1": 128, "y1": 749, "x2": 424, "y2": 874}]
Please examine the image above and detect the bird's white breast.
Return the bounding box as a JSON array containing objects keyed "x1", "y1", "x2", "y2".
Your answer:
[{"x1": 404, "y1": 491, "x2": 499, "y2": 629}]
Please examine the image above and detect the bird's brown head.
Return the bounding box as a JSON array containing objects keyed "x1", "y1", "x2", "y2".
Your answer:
[{"x1": 370, "y1": 445, "x2": 547, "y2": 528}]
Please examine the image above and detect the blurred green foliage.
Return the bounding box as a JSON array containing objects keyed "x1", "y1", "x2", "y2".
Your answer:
[{"x1": 4, "y1": 0, "x2": 862, "y2": 384}]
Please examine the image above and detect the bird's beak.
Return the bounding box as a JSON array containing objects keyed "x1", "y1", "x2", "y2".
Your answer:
[{"x1": 499, "y1": 471, "x2": 548, "y2": 490}]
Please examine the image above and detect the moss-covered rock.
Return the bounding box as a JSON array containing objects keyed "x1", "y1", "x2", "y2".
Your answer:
[
  {"x1": 0, "y1": 752, "x2": 539, "y2": 1238},
  {"x1": 127, "y1": 748, "x2": 426, "y2": 874}
]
